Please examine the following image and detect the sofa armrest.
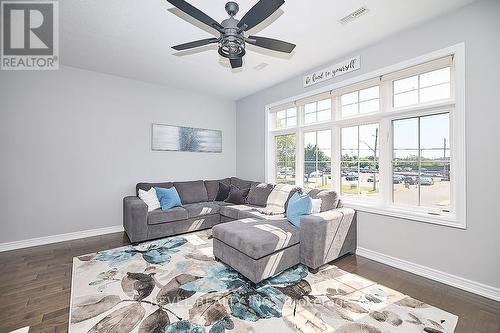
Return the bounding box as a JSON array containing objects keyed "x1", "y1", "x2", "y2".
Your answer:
[
  {"x1": 299, "y1": 208, "x2": 357, "y2": 269},
  {"x1": 123, "y1": 196, "x2": 148, "y2": 243}
]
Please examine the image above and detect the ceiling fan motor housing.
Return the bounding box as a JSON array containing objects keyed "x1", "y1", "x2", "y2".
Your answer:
[
  {"x1": 218, "y1": 16, "x2": 245, "y2": 59},
  {"x1": 225, "y1": 2, "x2": 239, "y2": 16}
]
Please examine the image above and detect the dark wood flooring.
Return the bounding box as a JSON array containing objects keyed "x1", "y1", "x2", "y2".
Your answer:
[{"x1": 0, "y1": 232, "x2": 498, "y2": 333}]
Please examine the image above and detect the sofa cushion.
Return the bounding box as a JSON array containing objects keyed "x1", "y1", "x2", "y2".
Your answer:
[
  {"x1": 204, "y1": 178, "x2": 230, "y2": 201},
  {"x1": 212, "y1": 218, "x2": 300, "y2": 260},
  {"x1": 247, "y1": 183, "x2": 275, "y2": 207},
  {"x1": 306, "y1": 189, "x2": 339, "y2": 212},
  {"x1": 220, "y1": 204, "x2": 257, "y2": 220},
  {"x1": 147, "y1": 207, "x2": 188, "y2": 225},
  {"x1": 213, "y1": 201, "x2": 233, "y2": 207},
  {"x1": 173, "y1": 180, "x2": 209, "y2": 204},
  {"x1": 224, "y1": 185, "x2": 250, "y2": 204},
  {"x1": 136, "y1": 182, "x2": 172, "y2": 196},
  {"x1": 183, "y1": 202, "x2": 220, "y2": 218}
]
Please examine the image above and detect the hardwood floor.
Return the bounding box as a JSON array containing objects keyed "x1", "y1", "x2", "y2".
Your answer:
[{"x1": 0, "y1": 232, "x2": 498, "y2": 333}]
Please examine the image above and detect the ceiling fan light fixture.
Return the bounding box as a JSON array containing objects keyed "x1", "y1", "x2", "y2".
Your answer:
[{"x1": 218, "y1": 36, "x2": 245, "y2": 58}]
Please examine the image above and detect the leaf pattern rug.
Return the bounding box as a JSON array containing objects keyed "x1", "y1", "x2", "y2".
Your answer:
[{"x1": 70, "y1": 230, "x2": 458, "y2": 333}]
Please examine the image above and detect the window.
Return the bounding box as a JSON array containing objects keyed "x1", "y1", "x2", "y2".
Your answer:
[
  {"x1": 341, "y1": 86, "x2": 379, "y2": 117},
  {"x1": 267, "y1": 48, "x2": 464, "y2": 227},
  {"x1": 393, "y1": 67, "x2": 451, "y2": 108},
  {"x1": 275, "y1": 107, "x2": 297, "y2": 129},
  {"x1": 341, "y1": 124, "x2": 380, "y2": 198},
  {"x1": 304, "y1": 130, "x2": 332, "y2": 189},
  {"x1": 275, "y1": 134, "x2": 296, "y2": 184},
  {"x1": 304, "y1": 98, "x2": 331, "y2": 124},
  {"x1": 393, "y1": 113, "x2": 450, "y2": 212}
]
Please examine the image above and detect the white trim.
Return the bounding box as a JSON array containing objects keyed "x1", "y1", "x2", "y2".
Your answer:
[
  {"x1": 69, "y1": 256, "x2": 77, "y2": 333},
  {"x1": 356, "y1": 247, "x2": 500, "y2": 302},
  {"x1": 346, "y1": 202, "x2": 462, "y2": 229},
  {"x1": 0, "y1": 225, "x2": 124, "y2": 252}
]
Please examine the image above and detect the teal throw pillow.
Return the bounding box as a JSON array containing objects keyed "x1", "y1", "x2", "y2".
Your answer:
[
  {"x1": 155, "y1": 186, "x2": 182, "y2": 210},
  {"x1": 286, "y1": 192, "x2": 312, "y2": 227}
]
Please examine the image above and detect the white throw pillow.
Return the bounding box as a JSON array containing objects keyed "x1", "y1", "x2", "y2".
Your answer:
[
  {"x1": 311, "y1": 198, "x2": 322, "y2": 214},
  {"x1": 138, "y1": 188, "x2": 161, "y2": 212}
]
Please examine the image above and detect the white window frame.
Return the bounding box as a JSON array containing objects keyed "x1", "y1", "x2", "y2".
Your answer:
[
  {"x1": 303, "y1": 128, "x2": 333, "y2": 189},
  {"x1": 265, "y1": 43, "x2": 466, "y2": 229}
]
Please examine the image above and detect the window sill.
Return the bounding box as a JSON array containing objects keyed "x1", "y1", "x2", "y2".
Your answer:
[{"x1": 343, "y1": 201, "x2": 466, "y2": 229}]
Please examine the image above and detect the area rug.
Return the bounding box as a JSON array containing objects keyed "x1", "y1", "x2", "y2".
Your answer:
[{"x1": 70, "y1": 230, "x2": 458, "y2": 333}]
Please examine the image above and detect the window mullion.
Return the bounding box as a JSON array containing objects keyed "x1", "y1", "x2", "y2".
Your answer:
[
  {"x1": 417, "y1": 116, "x2": 422, "y2": 207},
  {"x1": 379, "y1": 118, "x2": 392, "y2": 207},
  {"x1": 296, "y1": 106, "x2": 304, "y2": 187},
  {"x1": 380, "y1": 78, "x2": 392, "y2": 206},
  {"x1": 332, "y1": 125, "x2": 341, "y2": 193},
  {"x1": 357, "y1": 126, "x2": 361, "y2": 195}
]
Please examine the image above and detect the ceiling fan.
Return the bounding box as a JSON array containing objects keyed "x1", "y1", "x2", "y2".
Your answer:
[{"x1": 166, "y1": 0, "x2": 296, "y2": 69}]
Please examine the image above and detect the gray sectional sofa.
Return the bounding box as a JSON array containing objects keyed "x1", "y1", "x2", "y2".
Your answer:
[{"x1": 123, "y1": 177, "x2": 356, "y2": 283}]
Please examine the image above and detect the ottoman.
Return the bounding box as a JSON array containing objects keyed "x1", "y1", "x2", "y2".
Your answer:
[{"x1": 212, "y1": 218, "x2": 300, "y2": 284}]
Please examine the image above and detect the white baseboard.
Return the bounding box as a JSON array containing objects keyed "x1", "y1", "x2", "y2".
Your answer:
[
  {"x1": 0, "y1": 225, "x2": 124, "y2": 252},
  {"x1": 356, "y1": 247, "x2": 500, "y2": 302}
]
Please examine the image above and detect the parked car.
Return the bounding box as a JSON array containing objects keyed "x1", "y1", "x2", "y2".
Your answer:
[
  {"x1": 308, "y1": 170, "x2": 323, "y2": 178},
  {"x1": 393, "y1": 175, "x2": 404, "y2": 184},
  {"x1": 420, "y1": 176, "x2": 434, "y2": 185},
  {"x1": 403, "y1": 176, "x2": 417, "y2": 185},
  {"x1": 345, "y1": 173, "x2": 358, "y2": 181}
]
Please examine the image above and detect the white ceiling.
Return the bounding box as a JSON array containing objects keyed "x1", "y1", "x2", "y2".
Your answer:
[{"x1": 60, "y1": 0, "x2": 475, "y2": 100}]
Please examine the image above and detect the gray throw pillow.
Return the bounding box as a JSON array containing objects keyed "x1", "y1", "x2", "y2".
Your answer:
[
  {"x1": 306, "y1": 189, "x2": 339, "y2": 212},
  {"x1": 247, "y1": 183, "x2": 275, "y2": 207},
  {"x1": 224, "y1": 185, "x2": 250, "y2": 204},
  {"x1": 215, "y1": 182, "x2": 231, "y2": 201}
]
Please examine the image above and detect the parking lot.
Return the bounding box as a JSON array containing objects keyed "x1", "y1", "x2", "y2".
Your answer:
[{"x1": 304, "y1": 171, "x2": 450, "y2": 210}]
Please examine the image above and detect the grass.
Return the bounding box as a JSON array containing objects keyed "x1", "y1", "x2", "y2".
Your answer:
[{"x1": 342, "y1": 184, "x2": 379, "y2": 194}]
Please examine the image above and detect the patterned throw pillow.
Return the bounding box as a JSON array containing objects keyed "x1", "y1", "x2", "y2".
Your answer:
[
  {"x1": 138, "y1": 187, "x2": 161, "y2": 212},
  {"x1": 261, "y1": 184, "x2": 301, "y2": 215}
]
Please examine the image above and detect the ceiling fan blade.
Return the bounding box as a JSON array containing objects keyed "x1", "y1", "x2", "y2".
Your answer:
[
  {"x1": 237, "y1": 0, "x2": 284, "y2": 31},
  {"x1": 247, "y1": 36, "x2": 295, "y2": 53},
  {"x1": 166, "y1": 0, "x2": 223, "y2": 31},
  {"x1": 230, "y1": 58, "x2": 242, "y2": 69},
  {"x1": 172, "y1": 38, "x2": 218, "y2": 51}
]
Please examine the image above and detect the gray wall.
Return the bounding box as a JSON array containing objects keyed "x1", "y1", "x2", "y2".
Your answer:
[
  {"x1": 0, "y1": 66, "x2": 236, "y2": 243},
  {"x1": 236, "y1": 0, "x2": 500, "y2": 289}
]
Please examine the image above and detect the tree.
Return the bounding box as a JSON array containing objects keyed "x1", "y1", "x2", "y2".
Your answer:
[
  {"x1": 304, "y1": 144, "x2": 331, "y2": 183},
  {"x1": 276, "y1": 135, "x2": 296, "y2": 182}
]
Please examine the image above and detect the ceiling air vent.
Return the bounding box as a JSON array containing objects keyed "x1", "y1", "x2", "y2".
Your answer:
[{"x1": 338, "y1": 6, "x2": 369, "y2": 25}]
